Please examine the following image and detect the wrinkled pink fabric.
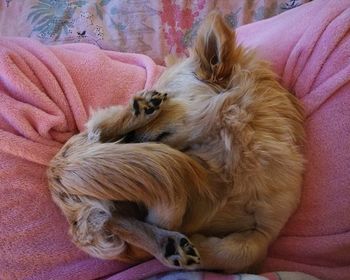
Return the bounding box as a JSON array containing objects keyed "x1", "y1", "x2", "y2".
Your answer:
[
  {"x1": 237, "y1": 1, "x2": 350, "y2": 279},
  {"x1": 0, "y1": 39, "x2": 164, "y2": 280},
  {"x1": 0, "y1": 1, "x2": 349, "y2": 280}
]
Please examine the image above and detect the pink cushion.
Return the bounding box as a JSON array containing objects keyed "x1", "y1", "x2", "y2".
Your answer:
[{"x1": 237, "y1": 1, "x2": 350, "y2": 279}]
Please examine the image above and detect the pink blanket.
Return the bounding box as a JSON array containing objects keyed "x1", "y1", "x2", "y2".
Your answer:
[
  {"x1": 0, "y1": 1, "x2": 349, "y2": 280},
  {"x1": 0, "y1": 39, "x2": 164, "y2": 280}
]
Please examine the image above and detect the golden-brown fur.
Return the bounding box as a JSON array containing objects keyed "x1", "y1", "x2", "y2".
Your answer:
[{"x1": 47, "y1": 12, "x2": 305, "y2": 272}]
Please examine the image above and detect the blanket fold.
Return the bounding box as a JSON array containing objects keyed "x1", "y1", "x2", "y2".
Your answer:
[{"x1": 0, "y1": 38, "x2": 164, "y2": 280}]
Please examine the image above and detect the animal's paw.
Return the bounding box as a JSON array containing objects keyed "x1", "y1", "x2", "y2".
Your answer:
[
  {"x1": 132, "y1": 90, "x2": 167, "y2": 117},
  {"x1": 161, "y1": 236, "x2": 200, "y2": 269},
  {"x1": 86, "y1": 106, "x2": 124, "y2": 143}
]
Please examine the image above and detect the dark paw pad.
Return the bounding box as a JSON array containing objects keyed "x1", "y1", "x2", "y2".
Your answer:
[
  {"x1": 165, "y1": 237, "x2": 176, "y2": 257},
  {"x1": 144, "y1": 107, "x2": 156, "y2": 115},
  {"x1": 133, "y1": 99, "x2": 141, "y2": 116},
  {"x1": 149, "y1": 91, "x2": 167, "y2": 108},
  {"x1": 162, "y1": 235, "x2": 200, "y2": 269},
  {"x1": 132, "y1": 91, "x2": 168, "y2": 117}
]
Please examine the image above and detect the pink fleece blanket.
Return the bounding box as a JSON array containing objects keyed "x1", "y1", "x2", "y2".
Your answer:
[{"x1": 0, "y1": 1, "x2": 349, "y2": 280}]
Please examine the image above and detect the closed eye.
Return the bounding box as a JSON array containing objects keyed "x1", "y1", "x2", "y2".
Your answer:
[
  {"x1": 122, "y1": 130, "x2": 138, "y2": 143},
  {"x1": 155, "y1": 132, "x2": 172, "y2": 142}
]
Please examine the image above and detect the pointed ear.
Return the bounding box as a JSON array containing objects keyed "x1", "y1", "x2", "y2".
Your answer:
[{"x1": 194, "y1": 11, "x2": 239, "y2": 86}]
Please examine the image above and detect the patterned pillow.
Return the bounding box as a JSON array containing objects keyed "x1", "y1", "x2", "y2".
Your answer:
[{"x1": 0, "y1": 0, "x2": 311, "y2": 63}]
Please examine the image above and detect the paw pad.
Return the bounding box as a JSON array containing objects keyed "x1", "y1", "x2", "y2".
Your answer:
[
  {"x1": 132, "y1": 90, "x2": 167, "y2": 116},
  {"x1": 162, "y1": 236, "x2": 200, "y2": 269}
]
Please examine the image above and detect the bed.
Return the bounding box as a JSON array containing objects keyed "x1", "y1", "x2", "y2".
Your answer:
[{"x1": 1, "y1": 1, "x2": 349, "y2": 280}]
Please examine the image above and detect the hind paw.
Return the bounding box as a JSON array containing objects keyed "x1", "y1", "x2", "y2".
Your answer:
[{"x1": 161, "y1": 236, "x2": 200, "y2": 269}]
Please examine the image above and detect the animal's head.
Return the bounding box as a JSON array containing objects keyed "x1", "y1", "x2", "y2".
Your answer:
[
  {"x1": 129, "y1": 12, "x2": 249, "y2": 148},
  {"x1": 89, "y1": 12, "x2": 254, "y2": 149}
]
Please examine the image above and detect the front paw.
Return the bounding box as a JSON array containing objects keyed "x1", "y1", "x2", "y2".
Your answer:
[
  {"x1": 86, "y1": 106, "x2": 124, "y2": 143},
  {"x1": 132, "y1": 90, "x2": 168, "y2": 117}
]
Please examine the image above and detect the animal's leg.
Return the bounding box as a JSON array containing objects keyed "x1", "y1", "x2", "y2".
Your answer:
[
  {"x1": 107, "y1": 216, "x2": 201, "y2": 269},
  {"x1": 190, "y1": 197, "x2": 299, "y2": 273},
  {"x1": 86, "y1": 90, "x2": 168, "y2": 142},
  {"x1": 190, "y1": 230, "x2": 268, "y2": 273}
]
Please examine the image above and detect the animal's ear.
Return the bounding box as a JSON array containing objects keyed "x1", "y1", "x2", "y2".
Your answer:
[{"x1": 194, "y1": 11, "x2": 239, "y2": 86}]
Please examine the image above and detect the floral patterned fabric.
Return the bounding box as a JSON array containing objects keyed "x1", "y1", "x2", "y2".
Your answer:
[{"x1": 0, "y1": 0, "x2": 311, "y2": 63}]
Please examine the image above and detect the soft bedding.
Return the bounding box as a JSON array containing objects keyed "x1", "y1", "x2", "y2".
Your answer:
[{"x1": 0, "y1": 1, "x2": 349, "y2": 280}]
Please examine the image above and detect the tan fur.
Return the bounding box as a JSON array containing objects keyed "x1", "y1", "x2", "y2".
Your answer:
[{"x1": 47, "y1": 12, "x2": 305, "y2": 273}]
